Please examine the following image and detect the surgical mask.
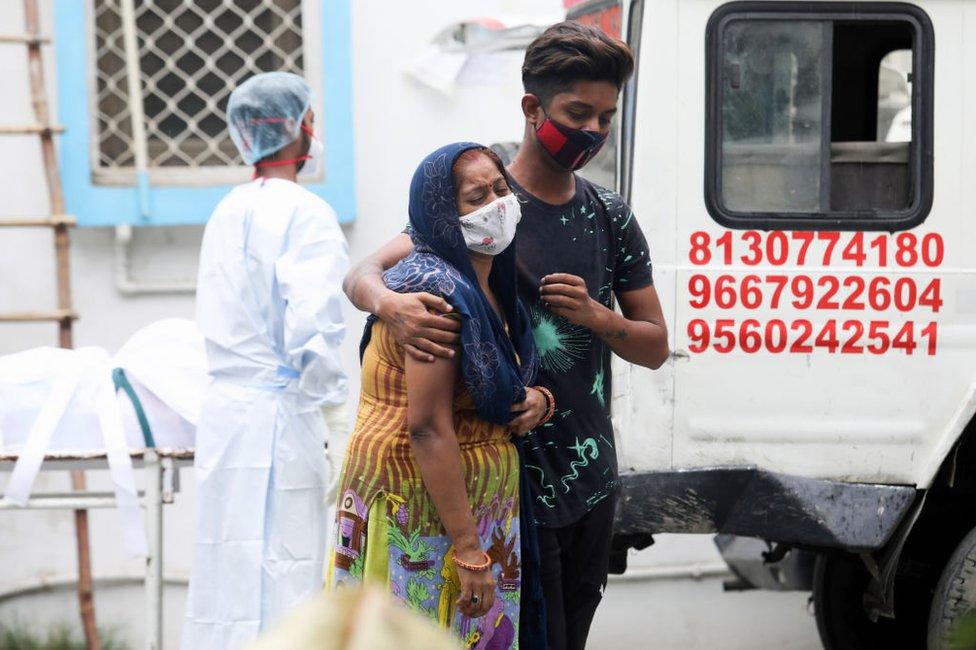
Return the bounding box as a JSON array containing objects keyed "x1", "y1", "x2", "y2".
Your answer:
[
  {"x1": 535, "y1": 110, "x2": 608, "y2": 171},
  {"x1": 458, "y1": 193, "x2": 521, "y2": 256},
  {"x1": 297, "y1": 127, "x2": 323, "y2": 178}
]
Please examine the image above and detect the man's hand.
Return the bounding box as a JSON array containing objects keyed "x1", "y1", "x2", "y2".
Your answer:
[
  {"x1": 539, "y1": 273, "x2": 604, "y2": 330},
  {"x1": 376, "y1": 291, "x2": 461, "y2": 362},
  {"x1": 508, "y1": 387, "x2": 548, "y2": 437}
]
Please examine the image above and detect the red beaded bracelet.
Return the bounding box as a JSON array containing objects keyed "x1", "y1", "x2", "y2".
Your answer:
[
  {"x1": 534, "y1": 386, "x2": 556, "y2": 426},
  {"x1": 452, "y1": 549, "x2": 492, "y2": 572}
]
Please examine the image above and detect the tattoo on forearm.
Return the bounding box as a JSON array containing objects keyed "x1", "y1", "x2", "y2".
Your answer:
[{"x1": 605, "y1": 328, "x2": 628, "y2": 341}]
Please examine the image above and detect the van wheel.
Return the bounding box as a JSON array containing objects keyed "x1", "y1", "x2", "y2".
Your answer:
[
  {"x1": 813, "y1": 553, "x2": 908, "y2": 649},
  {"x1": 927, "y1": 526, "x2": 976, "y2": 648}
]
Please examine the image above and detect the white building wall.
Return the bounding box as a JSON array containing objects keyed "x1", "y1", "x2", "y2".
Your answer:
[{"x1": 0, "y1": 1, "x2": 818, "y2": 648}]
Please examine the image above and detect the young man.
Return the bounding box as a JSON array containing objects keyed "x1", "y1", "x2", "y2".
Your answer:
[{"x1": 344, "y1": 22, "x2": 668, "y2": 650}]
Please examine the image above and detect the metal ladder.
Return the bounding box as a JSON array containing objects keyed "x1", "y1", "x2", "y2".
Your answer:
[{"x1": 0, "y1": 1, "x2": 100, "y2": 648}]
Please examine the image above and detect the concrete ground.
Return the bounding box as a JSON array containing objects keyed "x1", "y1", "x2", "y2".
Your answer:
[
  {"x1": 590, "y1": 576, "x2": 821, "y2": 649},
  {"x1": 0, "y1": 579, "x2": 822, "y2": 649},
  {"x1": 0, "y1": 574, "x2": 823, "y2": 649},
  {"x1": 0, "y1": 469, "x2": 822, "y2": 649},
  {"x1": 584, "y1": 534, "x2": 822, "y2": 649}
]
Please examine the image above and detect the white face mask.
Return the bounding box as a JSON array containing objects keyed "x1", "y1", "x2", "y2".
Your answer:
[
  {"x1": 458, "y1": 193, "x2": 521, "y2": 256},
  {"x1": 298, "y1": 133, "x2": 323, "y2": 178}
]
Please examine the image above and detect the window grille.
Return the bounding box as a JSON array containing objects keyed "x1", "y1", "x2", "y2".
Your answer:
[{"x1": 91, "y1": 0, "x2": 308, "y2": 184}]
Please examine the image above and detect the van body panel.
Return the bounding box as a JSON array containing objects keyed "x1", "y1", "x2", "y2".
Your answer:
[
  {"x1": 615, "y1": 467, "x2": 916, "y2": 550},
  {"x1": 616, "y1": 0, "x2": 976, "y2": 502}
]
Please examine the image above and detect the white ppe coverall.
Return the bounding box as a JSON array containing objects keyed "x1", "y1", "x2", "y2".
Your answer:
[{"x1": 182, "y1": 177, "x2": 348, "y2": 649}]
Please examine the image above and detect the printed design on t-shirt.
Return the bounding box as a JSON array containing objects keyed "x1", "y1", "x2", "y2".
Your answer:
[
  {"x1": 525, "y1": 464, "x2": 556, "y2": 509},
  {"x1": 596, "y1": 186, "x2": 655, "y2": 281},
  {"x1": 595, "y1": 185, "x2": 627, "y2": 220},
  {"x1": 556, "y1": 203, "x2": 596, "y2": 228},
  {"x1": 579, "y1": 203, "x2": 601, "y2": 236},
  {"x1": 530, "y1": 304, "x2": 590, "y2": 374},
  {"x1": 590, "y1": 364, "x2": 606, "y2": 407},
  {"x1": 585, "y1": 479, "x2": 616, "y2": 509},
  {"x1": 559, "y1": 437, "x2": 599, "y2": 493},
  {"x1": 555, "y1": 202, "x2": 605, "y2": 243}
]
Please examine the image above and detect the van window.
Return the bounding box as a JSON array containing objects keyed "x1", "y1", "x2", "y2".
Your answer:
[
  {"x1": 879, "y1": 50, "x2": 912, "y2": 142},
  {"x1": 719, "y1": 20, "x2": 825, "y2": 214},
  {"x1": 705, "y1": 3, "x2": 933, "y2": 231}
]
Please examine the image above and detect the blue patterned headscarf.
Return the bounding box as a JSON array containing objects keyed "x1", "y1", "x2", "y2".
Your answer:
[{"x1": 361, "y1": 142, "x2": 539, "y2": 425}]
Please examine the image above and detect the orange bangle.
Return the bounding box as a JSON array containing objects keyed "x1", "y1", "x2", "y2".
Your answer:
[
  {"x1": 534, "y1": 386, "x2": 556, "y2": 425},
  {"x1": 452, "y1": 549, "x2": 492, "y2": 572}
]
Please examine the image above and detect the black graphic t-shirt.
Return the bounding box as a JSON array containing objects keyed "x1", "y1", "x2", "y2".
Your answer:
[{"x1": 510, "y1": 175, "x2": 654, "y2": 527}]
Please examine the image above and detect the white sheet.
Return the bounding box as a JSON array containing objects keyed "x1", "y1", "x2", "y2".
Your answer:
[{"x1": 0, "y1": 318, "x2": 207, "y2": 556}]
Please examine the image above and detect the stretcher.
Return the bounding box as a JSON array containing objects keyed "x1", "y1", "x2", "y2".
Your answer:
[
  {"x1": 0, "y1": 318, "x2": 205, "y2": 649},
  {"x1": 0, "y1": 448, "x2": 192, "y2": 649}
]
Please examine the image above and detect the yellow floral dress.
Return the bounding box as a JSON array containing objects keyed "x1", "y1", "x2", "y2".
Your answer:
[{"x1": 328, "y1": 321, "x2": 521, "y2": 650}]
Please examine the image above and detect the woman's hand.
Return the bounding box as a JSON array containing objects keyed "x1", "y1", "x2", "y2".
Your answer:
[
  {"x1": 508, "y1": 387, "x2": 548, "y2": 437},
  {"x1": 376, "y1": 291, "x2": 461, "y2": 362},
  {"x1": 455, "y1": 551, "x2": 496, "y2": 618}
]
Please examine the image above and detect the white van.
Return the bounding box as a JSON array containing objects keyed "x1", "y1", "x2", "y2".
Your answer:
[{"x1": 565, "y1": 0, "x2": 976, "y2": 647}]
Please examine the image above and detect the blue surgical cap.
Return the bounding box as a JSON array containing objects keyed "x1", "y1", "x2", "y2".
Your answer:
[{"x1": 227, "y1": 72, "x2": 312, "y2": 165}]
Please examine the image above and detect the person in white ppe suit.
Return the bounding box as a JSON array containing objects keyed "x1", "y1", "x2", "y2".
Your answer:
[{"x1": 182, "y1": 71, "x2": 349, "y2": 649}]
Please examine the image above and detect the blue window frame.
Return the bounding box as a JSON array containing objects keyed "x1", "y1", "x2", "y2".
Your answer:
[{"x1": 54, "y1": 0, "x2": 356, "y2": 226}]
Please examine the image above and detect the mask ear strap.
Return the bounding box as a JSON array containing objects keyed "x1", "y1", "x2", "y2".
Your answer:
[
  {"x1": 252, "y1": 154, "x2": 312, "y2": 180},
  {"x1": 255, "y1": 155, "x2": 311, "y2": 168},
  {"x1": 253, "y1": 125, "x2": 314, "y2": 175},
  {"x1": 535, "y1": 106, "x2": 550, "y2": 132}
]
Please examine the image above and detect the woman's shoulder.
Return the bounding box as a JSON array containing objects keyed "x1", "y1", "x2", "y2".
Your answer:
[{"x1": 363, "y1": 320, "x2": 405, "y2": 368}]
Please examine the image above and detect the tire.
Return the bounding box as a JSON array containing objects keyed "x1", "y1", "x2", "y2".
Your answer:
[
  {"x1": 928, "y1": 526, "x2": 976, "y2": 649},
  {"x1": 814, "y1": 553, "x2": 917, "y2": 649}
]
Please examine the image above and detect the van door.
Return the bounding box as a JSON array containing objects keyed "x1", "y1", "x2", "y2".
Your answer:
[
  {"x1": 610, "y1": 0, "x2": 680, "y2": 474},
  {"x1": 668, "y1": 1, "x2": 961, "y2": 484}
]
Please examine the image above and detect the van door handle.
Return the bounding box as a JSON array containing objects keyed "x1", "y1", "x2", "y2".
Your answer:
[{"x1": 669, "y1": 349, "x2": 690, "y2": 361}]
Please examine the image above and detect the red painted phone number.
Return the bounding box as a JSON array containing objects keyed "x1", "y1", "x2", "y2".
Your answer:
[
  {"x1": 687, "y1": 319, "x2": 937, "y2": 356},
  {"x1": 689, "y1": 231, "x2": 944, "y2": 268},
  {"x1": 688, "y1": 274, "x2": 942, "y2": 312}
]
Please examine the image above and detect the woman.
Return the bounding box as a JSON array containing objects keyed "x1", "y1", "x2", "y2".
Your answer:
[{"x1": 330, "y1": 143, "x2": 552, "y2": 648}]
